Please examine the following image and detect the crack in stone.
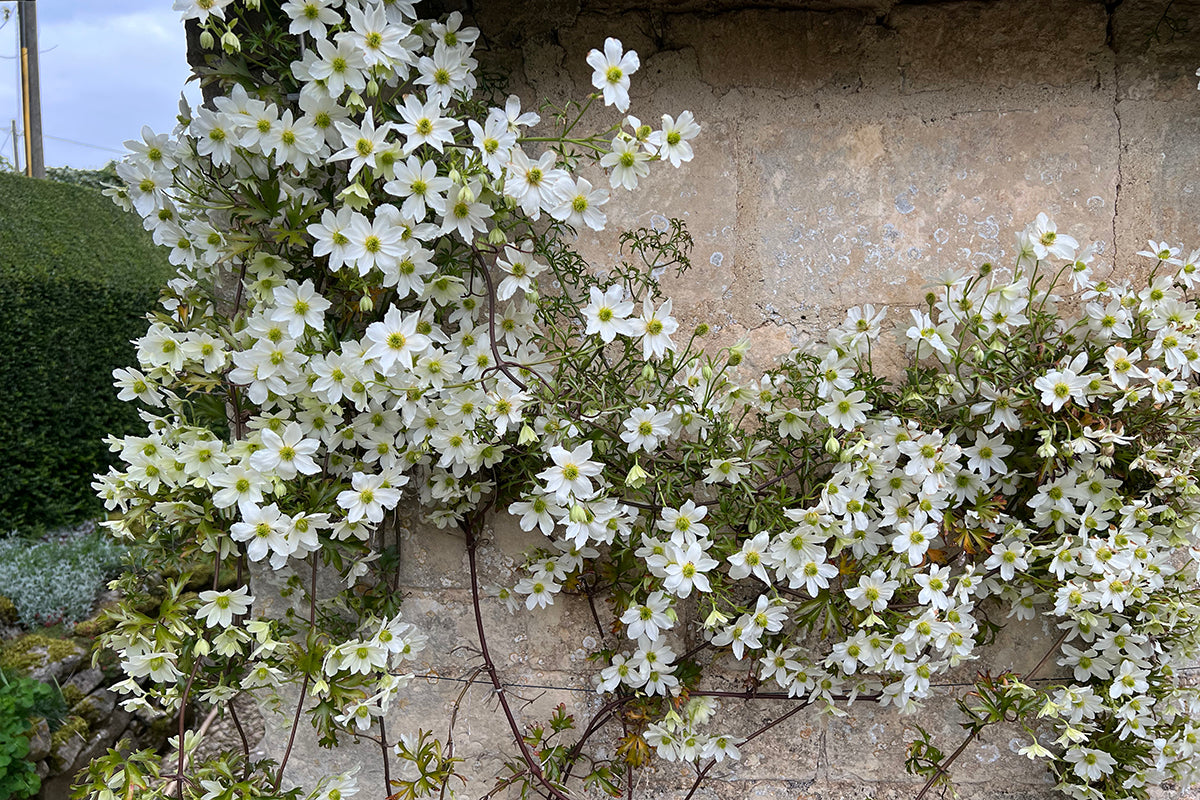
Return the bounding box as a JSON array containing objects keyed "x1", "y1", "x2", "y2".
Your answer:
[{"x1": 1106, "y1": 0, "x2": 1125, "y2": 271}]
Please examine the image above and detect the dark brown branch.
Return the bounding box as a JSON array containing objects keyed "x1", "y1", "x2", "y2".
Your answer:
[
  {"x1": 227, "y1": 698, "x2": 253, "y2": 780},
  {"x1": 274, "y1": 555, "x2": 319, "y2": 791},
  {"x1": 379, "y1": 716, "x2": 392, "y2": 799},
  {"x1": 682, "y1": 698, "x2": 814, "y2": 800},
  {"x1": 913, "y1": 728, "x2": 980, "y2": 800},
  {"x1": 470, "y1": 249, "x2": 529, "y2": 392},
  {"x1": 462, "y1": 515, "x2": 574, "y2": 800},
  {"x1": 913, "y1": 628, "x2": 1071, "y2": 800},
  {"x1": 560, "y1": 695, "x2": 639, "y2": 785},
  {"x1": 440, "y1": 665, "x2": 486, "y2": 800}
]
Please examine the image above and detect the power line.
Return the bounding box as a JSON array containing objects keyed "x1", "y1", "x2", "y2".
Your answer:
[{"x1": 42, "y1": 133, "x2": 123, "y2": 154}]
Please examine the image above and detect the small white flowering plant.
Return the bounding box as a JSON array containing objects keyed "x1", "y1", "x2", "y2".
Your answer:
[{"x1": 76, "y1": 2, "x2": 1200, "y2": 799}]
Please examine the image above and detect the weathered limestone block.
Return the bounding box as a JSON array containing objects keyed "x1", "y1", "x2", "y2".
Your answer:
[
  {"x1": 27, "y1": 716, "x2": 51, "y2": 762},
  {"x1": 64, "y1": 666, "x2": 105, "y2": 698},
  {"x1": 27, "y1": 640, "x2": 86, "y2": 685},
  {"x1": 891, "y1": 0, "x2": 1111, "y2": 93}
]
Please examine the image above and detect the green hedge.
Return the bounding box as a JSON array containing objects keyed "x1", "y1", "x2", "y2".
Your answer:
[{"x1": 0, "y1": 172, "x2": 171, "y2": 530}]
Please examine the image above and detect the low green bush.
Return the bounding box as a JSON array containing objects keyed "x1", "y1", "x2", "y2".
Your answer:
[{"x1": 0, "y1": 172, "x2": 171, "y2": 529}]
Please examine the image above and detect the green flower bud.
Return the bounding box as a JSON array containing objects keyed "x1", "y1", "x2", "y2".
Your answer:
[
  {"x1": 825, "y1": 435, "x2": 841, "y2": 456},
  {"x1": 625, "y1": 462, "x2": 649, "y2": 489},
  {"x1": 199, "y1": 29, "x2": 215, "y2": 49},
  {"x1": 338, "y1": 182, "x2": 371, "y2": 210},
  {"x1": 518, "y1": 425, "x2": 538, "y2": 445},
  {"x1": 487, "y1": 227, "x2": 507, "y2": 245},
  {"x1": 221, "y1": 30, "x2": 241, "y2": 54},
  {"x1": 694, "y1": 323, "x2": 709, "y2": 336}
]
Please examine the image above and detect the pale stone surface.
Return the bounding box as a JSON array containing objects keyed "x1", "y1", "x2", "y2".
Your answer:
[{"x1": 254, "y1": 0, "x2": 1200, "y2": 797}]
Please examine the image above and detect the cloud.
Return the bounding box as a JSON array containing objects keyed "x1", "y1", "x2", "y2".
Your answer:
[{"x1": 0, "y1": 5, "x2": 195, "y2": 168}]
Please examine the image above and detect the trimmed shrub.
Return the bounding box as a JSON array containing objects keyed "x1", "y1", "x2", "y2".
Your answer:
[{"x1": 0, "y1": 172, "x2": 171, "y2": 529}]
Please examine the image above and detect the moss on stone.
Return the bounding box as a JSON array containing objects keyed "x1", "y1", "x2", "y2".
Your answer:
[
  {"x1": 60, "y1": 683, "x2": 85, "y2": 708},
  {"x1": 49, "y1": 713, "x2": 90, "y2": 770},
  {"x1": 0, "y1": 632, "x2": 82, "y2": 674},
  {"x1": 0, "y1": 593, "x2": 16, "y2": 624},
  {"x1": 73, "y1": 606, "x2": 118, "y2": 639}
]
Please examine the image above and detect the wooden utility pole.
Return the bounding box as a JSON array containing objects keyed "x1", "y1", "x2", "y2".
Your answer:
[{"x1": 18, "y1": 0, "x2": 44, "y2": 178}]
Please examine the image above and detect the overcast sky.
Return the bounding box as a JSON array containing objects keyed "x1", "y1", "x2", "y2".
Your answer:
[{"x1": 0, "y1": 0, "x2": 197, "y2": 170}]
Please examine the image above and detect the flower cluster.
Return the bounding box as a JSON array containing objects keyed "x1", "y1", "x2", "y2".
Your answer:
[
  {"x1": 495, "y1": 219, "x2": 1200, "y2": 798},
  {"x1": 87, "y1": 1, "x2": 702, "y2": 797}
]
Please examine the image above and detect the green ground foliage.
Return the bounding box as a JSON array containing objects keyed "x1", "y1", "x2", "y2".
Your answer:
[
  {"x1": 0, "y1": 172, "x2": 171, "y2": 529},
  {"x1": 0, "y1": 671, "x2": 66, "y2": 800}
]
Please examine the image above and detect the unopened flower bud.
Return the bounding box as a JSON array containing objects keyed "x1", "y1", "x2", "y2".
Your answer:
[
  {"x1": 569, "y1": 504, "x2": 589, "y2": 523},
  {"x1": 487, "y1": 227, "x2": 507, "y2": 245},
  {"x1": 338, "y1": 181, "x2": 371, "y2": 210},
  {"x1": 457, "y1": 185, "x2": 476, "y2": 205},
  {"x1": 359, "y1": 294, "x2": 374, "y2": 313},
  {"x1": 728, "y1": 337, "x2": 751, "y2": 366},
  {"x1": 703, "y1": 607, "x2": 729, "y2": 629},
  {"x1": 641, "y1": 363, "x2": 656, "y2": 382},
  {"x1": 625, "y1": 462, "x2": 649, "y2": 488},
  {"x1": 221, "y1": 30, "x2": 241, "y2": 53},
  {"x1": 346, "y1": 92, "x2": 367, "y2": 112},
  {"x1": 825, "y1": 435, "x2": 841, "y2": 456},
  {"x1": 517, "y1": 424, "x2": 537, "y2": 445},
  {"x1": 199, "y1": 29, "x2": 215, "y2": 49},
  {"x1": 367, "y1": 78, "x2": 380, "y2": 97},
  {"x1": 701, "y1": 364, "x2": 714, "y2": 380}
]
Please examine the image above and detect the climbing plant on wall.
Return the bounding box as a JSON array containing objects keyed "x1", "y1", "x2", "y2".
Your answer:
[{"x1": 79, "y1": 2, "x2": 1200, "y2": 799}]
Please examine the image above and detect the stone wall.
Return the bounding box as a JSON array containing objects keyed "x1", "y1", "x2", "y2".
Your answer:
[{"x1": 257, "y1": 1, "x2": 1200, "y2": 798}]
